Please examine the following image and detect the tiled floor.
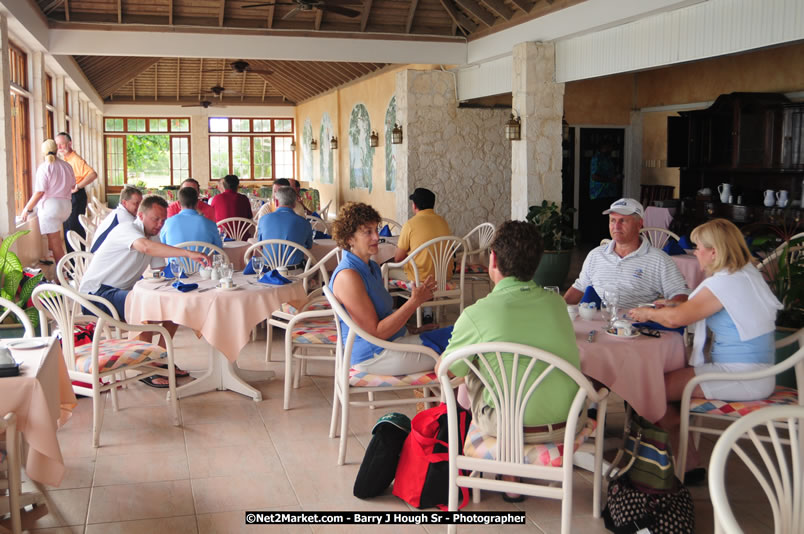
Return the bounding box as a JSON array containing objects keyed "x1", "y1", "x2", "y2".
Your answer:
[{"x1": 2, "y1": 324, "x2": 777, "y2": 533}]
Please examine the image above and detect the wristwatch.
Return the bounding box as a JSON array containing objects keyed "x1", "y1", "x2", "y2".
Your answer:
[{"x1": 27, "y1": 209, "x2": 33, "y2": 213}]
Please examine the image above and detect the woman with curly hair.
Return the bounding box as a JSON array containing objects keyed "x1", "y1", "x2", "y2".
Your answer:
[{"x1": 329, "y1": 202, "x2": 438, "y2": 374}]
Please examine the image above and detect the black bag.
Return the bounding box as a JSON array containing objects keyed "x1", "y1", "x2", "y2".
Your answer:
[{"x1": 353, "y1": 413, "x2": 411, "y2": 498}]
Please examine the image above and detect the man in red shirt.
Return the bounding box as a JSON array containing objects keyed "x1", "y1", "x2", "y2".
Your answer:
[
  {"x1": 209, "y1": 174, "x2": 252, "y2": 222},
  {"x1": 167, "y1": 178, "x2": 215, "y2": 221}
]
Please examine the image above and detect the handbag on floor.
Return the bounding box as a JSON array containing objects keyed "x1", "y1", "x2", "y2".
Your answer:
[
  {"x1": 602, "y1": 414, "x2": 695, "y2": 534},
  {"x1": 354, "y1": 413, "x2": 411, "y2": 499}
]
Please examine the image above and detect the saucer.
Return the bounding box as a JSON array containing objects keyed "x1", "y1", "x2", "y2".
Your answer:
[
  {"x1": 217, "y1": 285, "x2": 239, "y2": 291},
  {"x1": 5, "y1": 340, "x2": 49, "y2": 350},
  {"x1": 604, "y1": 328, "x2": 640, "y2": 339}
]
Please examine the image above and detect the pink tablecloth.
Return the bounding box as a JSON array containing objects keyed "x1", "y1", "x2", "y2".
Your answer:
[
  {"x1": 0, "y1": 337, "x2": 77, "y2": 487},
  {"x1": 575, "y1": 318, "x2": 686, "y2": 422},
  {"x1": 644, "y1": 206, "x2": 675, "y2": 230},
  {"x1": 223, "y1": 240, "x2": 250, "y2": 271},
  {"x1": 671, "y1": 253, "x2": 706, "y2": 290},
  {"x1": 311, "y1": 236, "x2": 399, "y2": 270},
  {"x1": 126, "y1": 272, "x2": 306, "y2": 362}
]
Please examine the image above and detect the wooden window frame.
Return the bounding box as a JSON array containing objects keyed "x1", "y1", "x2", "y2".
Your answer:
[
  {"x1": 104, "y1": 116, "x2": 191, "y2": 133},
  {"x1": 207, "y1": 117, "x2": 294, "y2": 181}
]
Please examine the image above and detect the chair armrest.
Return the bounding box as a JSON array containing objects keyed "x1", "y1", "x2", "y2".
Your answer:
[{"x1": 286, "y1": 309, "x2": 335, "y2": 328}]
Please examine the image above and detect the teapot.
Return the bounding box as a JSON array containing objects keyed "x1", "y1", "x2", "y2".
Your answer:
[
  {"x1": 764, "y1": 190, "x2": 776, "y2": 207},
  {"x1": 776, "y1": 190, "x2": 789, "y2": 208},
  {"x1": 717, "y1": 183, "x2": 732, "y2": 204}
]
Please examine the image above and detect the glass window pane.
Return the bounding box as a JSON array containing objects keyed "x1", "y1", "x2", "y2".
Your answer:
[
  {"x1": 274, "y1": 119, "x2": 292, "y2": 133},
  {"x1": 232, "y1": 119, "x2": 250, "y2": 132},
  {"x1": 253, "y1": 137, "x2": 272, "y2": 179},
  {"x1": 126, "y1": 135, "x2": 170, "y2": 188},
  {"x1": 149, "y1": 119, "x2": 168, "y2": 132},
  {"x1": 209, "y1": 118, "x2": 229, "y2": 133},
  {"x1": 106, "y1": 137, "x2": 125, "y2": 186},
  {"x1": 171, "y1": 136, "x2": 190, "y2": 185},
  {"x1": 210, "y1": 136, "x2": 230, "y2": 178},
  {"x1": 128, "y1": 118, "x2": 146, "y2": 132},
  {"x1": 253, "y1": 119, "x2": 271, "y2": 132},
  {"x1": 105, "y1": 118, "x2": 124, "y2": 132},
  {"x1": 171, "y1": 118, "x2": 190, "y2": 132},
  {"x1": 231, "y1": 137, "x2": 251, "y2": 179},
  {"x1": 274, "y1": 137, "x2": 294, "y2": 179}
]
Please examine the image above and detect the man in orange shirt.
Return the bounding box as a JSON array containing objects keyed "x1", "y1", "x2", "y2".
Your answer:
[{"x1": 57, "y1": 132, "x2": 98, "y2": 253}]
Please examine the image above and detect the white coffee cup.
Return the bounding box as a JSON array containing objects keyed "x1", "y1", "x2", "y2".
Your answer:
[
  {"x1": 199, "y1": 267, "x2": 211, "y2": 280},
  {"x1": 220, "y1": 277, "x2": 233, "y2": 289},
  {"x1": 613, "y1": 319, "x2": 633, "y2": 336},
  {"x1": 567, "y1": 305, "x2": 579, "y2": 321}
]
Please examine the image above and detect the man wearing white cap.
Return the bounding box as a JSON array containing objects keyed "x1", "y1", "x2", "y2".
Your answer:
[{"x1": 564, "y1": 198, "x2": 689, "y2": 309}]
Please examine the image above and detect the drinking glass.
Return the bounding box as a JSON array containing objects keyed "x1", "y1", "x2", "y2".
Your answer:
[
  {"x1": 222, "y1": 263, "x2": 234, "y2": 280},
  {"x1": 252, "y1": 256, "x2": 264, "y2": 276},
  {"x1": 602, "y1": 287, "x2": 620, "y2": 326},
  {"x1": 212, "y1": 254, "x2": 223, "y2": 269},
  {"x1": 169, "y1": 258, "x2": 184, "y2": 280},
  {"x1": 543, "y1": 286, "x2": 560, "y2": 294}
]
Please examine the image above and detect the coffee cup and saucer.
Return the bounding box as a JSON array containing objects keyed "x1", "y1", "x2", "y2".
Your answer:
[
  {"x1": 606, "y1": 319, "x2": 640, "y2": 339},
  {"x1": 217, "y1": 277, "x2": 238, "y2": 291}
]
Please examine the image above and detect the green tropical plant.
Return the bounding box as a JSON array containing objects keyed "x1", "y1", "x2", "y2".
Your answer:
[
  {"x1": 526, "y1": 201, "x2": 577, "y2": 251},
  {"x1": 0, "y1": 230, "x2": 44, "y2": 329},
  {"x1": 767, "y1": 237, "x2": 804, "y2": 328}
]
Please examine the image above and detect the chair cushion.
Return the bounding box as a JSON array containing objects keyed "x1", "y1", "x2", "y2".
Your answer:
[
  {"x1": 455, "y1": 263, "x2": 489, "y2": 274},
  {"x1": 463, "y1": 418, "x2": 597, "y2": 467},
  {"x1": 279, "y1": 300, "x2": 331, "y2": 315},
  {"x1": 74, "y1": 339, "x2": 166, "y2": 374},
  {"x1": 349, "y1": 368, "x2": 438, "y2": 387},
  {"x1": 689, "y1": 386, "x2": 798, "y2": 416},
  {"x1": 389, "y1": 279, "x2": 456, "y2": 291},
  {"x1": 290, "y1": 318, "x2": 337, "y2": 344}
]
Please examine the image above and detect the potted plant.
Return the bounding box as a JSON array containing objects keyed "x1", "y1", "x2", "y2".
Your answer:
[
  {"x1": 526, "y1": 201, "x2": 577, "y2": 287},
  {"x1": 0, "y1": 230, "x2": 44, "y2": 337}
]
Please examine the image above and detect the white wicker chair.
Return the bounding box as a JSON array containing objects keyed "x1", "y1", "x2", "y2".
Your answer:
[
  {"x1": 66, "y1": 230, "x2": 89, "y2": 253},
  {"x1": 709, "y1": 405, "x2": 804, "y2": 534},
  {"x1": 319, "y1": 198, "x2": 333, "y2": 221},
  {"x1": 0, "y1": 297, "x2": 34, "y2": 338},
  {"x1": 216, "y1": 217, "x2": 256, "y2": 242},
  {"x1": 0, "y1": 412, "x2": 21, "y2": 534},
  {"x1": 377, "y1": 217, "x2": 403, "y2": 236},
  {"x1": 77, "y1": 213, "x2": 96, "y2": 245},
  {"x1": 306, "y1": 215, "x2": 329, "y2": 234},
  {"x1": 56, "y1": 251, "x2": 94, "y2": 290},
  {"x1": 171, "y1": 241, "x2": 228, "y2": 274},
  {"x1": 437, "y1": 343, "x2": 609, "y2": 534},
  {"x1": 640, "y1": 227, "x2": 681, "y2": 250},
  {"x1": 460, "y1": 223, "x2": 495, "y2": 301}
]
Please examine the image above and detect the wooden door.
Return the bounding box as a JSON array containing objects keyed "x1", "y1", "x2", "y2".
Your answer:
[{"x1": 10, "y1": 91, "x2": 31, "y2": 214}]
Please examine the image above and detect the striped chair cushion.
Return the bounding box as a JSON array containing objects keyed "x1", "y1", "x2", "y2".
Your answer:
[
  {"x1": 690, "y1": 386, "x2": 798, "y2": 416},
  {"x1": 389, "y1": 279, "x2": 456, "y2": 291},
  {"x1": 279, "y1": 300, "x2": 331, "y2": 315},
  {"x1": 74, "y1": 339, "x2": 166, "y2": 374},
  {"x1": 463, "y1": 418, "x2": 597, "y2": 467},
  {"x1": 349, "y1": 368, "x2": 438, "y2": 387},
  {"x1": 290, "y1": 318, "x2": 337, "y2": 344}
]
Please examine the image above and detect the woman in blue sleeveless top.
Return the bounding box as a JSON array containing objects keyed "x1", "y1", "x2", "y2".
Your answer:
[{"x1": 329, "y1": 202, "x2": 438, "y2": 375}]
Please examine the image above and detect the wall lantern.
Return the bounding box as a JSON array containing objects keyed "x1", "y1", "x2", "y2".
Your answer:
[
  {"x1": 370, "y1": 130, "x2": 379, "y2": 147},
  {"x1": 330, "y1": 136, "x2": 338, "y2": 150},
  {"x1": 505, "y1": 114, "x2": 521, "y2": 141},
  {"x1": 290, "y1": 139, "x2": 296, "y2": 152},
  {"x1": 310, "y1": 138, "x2": 318, "y2": 150},
  {"x1": 391, "y1": 123, "x2": 403, "y2": 144},
  {"x1": 562, "y1": 117, "x2": 570, "y2": 142}
]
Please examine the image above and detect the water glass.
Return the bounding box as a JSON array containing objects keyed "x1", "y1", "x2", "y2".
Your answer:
[
  {"x1": 169, "y1": 258, "x2": 184, "y2": 280},
  {"x1": 222, "y1": 263, "x2": 234, "y2": 280},
  {"x1": 543, "y1": 286, "x2": 560, "y2": 294},
  {"x1": 603, "y1": 287, "x2": 620, "y2": 326},
  {"x1": 252, "y1": 256, "x2": 264, "y2": 276},
  {"x1": 212, "y1": 254, "x2": 223, "y2": 269}
]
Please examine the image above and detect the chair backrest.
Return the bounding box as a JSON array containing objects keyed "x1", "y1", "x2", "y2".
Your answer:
[
  {"x1": 56, "y1": 251, "x2": 94, "y2": 289},
  {"x1": 600, "y1": 238, "x2": 611, "y2": 246},
  {"x1": 306, "y1": 215, "x2": 329, "y2": 234},
  {"x1": 758, "y1": 243, "x2": 804, "y2": 286},
  {"x1": 378, "y1": 218, "x2": 403, "y2": 235},
  {"x1": 462, "y1": 222, "x2": 496, "y2": 255},
  {"x1": 77, "y1": 213, "x2": 96, "y2": 243},
  {"x1": 319, "y1": 198, "x2": 333, "y2": 221},
  {"x1": 640, "y1": 227, "x2": 681, "y2": 250},
  {"x1": 0, "y1": 297, "x2": 34, "y2": 338},
  {"x1": 217, "y1": 217, "x2": 256, "y2": 241},
  {"x1": 248, "y1": 196, "x2": 265, "y2": 216},
  {"x1": 0, "y1": 411, "x2": 21, "y2": 534},
  {"x1": 244, "y1": 239, "x2": 316, "y2": 271},
  {"x1": 708, "y1": 405, "x2": 804, "y2": 534},
  {"x1": 172, "y1": 241, "x2": 228, "y2": 274},
  {"x1": 437, "y1": 342, "x2": 607, "y2": 463},
  {"x1": 66, "y1": 230, "x2": 88, "y2": 252},
  {"x1": 406, "y1": 235, "x2": 467, "y2": 291}
]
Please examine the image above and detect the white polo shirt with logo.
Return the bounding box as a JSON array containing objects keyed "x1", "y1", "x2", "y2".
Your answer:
[{"x1": 571, "y1": 239, "x2": 690, "y2": 309}]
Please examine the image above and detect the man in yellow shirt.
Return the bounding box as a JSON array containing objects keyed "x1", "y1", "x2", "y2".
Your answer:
[
  {"x1": 393, "y1": 187, "x2": 451, "y2": 322},
  {"x1": 57, "y1": 132, "x2": 98, "y2": 253}
]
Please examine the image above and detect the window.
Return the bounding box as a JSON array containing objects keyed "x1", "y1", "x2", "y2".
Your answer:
[
  {"x1": 102, "y1": 117, "x2": 192, "y2": 191},
  {"x1": 207, "y1": 118, "x2": 294, "y2": 180},
  {"x1": 45, "y1": 74, "x2": 54, "y2": 139},
  {"x1": 9, "y1": 43, "x2": 31, "y2": 213}
]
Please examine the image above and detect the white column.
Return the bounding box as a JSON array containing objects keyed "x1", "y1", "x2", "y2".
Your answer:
[
  {"x1": 511, "y1": 41, "x2": 565, "y2": 220},
  {"x1": 31, "y1": 52, "x2": 47, "y2": 163},
  {"x1": 0, "y1": 15, "x2": 17, "y2": 234}
]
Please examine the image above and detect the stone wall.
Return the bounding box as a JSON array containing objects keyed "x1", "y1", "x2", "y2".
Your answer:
[{"x1": 397, "y1": 69, "x2": 511, "y2": 238}]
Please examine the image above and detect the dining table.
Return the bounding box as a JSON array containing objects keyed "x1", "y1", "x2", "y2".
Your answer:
[
  {"x1": 670, "y1": 252, "x2": 707, "y2": 290},
  {"x1": 311, "y1": 235, "x2": 399, "y2": 270},
  {"x1": 126, "y1": 271, "x2": 306, "y2": 401},
  {"x1": 0, "y1": 337, "x2": 77, "y2": 488}
]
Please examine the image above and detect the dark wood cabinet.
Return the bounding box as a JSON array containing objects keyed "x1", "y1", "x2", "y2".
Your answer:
[{"x1": 781, "y1": 104, "x2": 804, "y2": 169}]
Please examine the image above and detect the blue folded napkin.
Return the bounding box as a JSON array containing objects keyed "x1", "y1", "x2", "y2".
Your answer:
[
  {"x1": 419, "y1": 326, "x2": 454, "y2": 354},
  {"x1": 259, "y1": 269, "x2": 291, "y2": 285},
  {"x1": 171, "y1": 280, "x2": 198, "y2": 292},
  {"x1": 632, "y1": 320, "x2": 685, "y2": 335},
  {"x1": 312, "y1": 212, "x2": 321, "y2": 218},
  {"x1": 243, "y1": 258, "x2": 265, "y2": 275},
  {"x1": 379, "y1": 224, "x2": 392, "y2": 237},
  {"x1": 662, "y1": 240, "x2": 687, "y2": 256},
  {"x1": 223, "y1": 235, "x2": 234, "y2": 242},
  {"x1": 580, "y1": 286, "x2": 601, "y2": 309},
  {"x1": 162, "y1": 265, "x2": 188, "y2": 278},
  {"x1": 678, "y1": 235, "x2": 693, "y2": 250},
  {"x1": 314, "y1": 230, "x2": 332, "y2": 240}
]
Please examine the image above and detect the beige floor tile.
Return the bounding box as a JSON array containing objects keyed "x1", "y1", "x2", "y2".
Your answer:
[
  {"x1": 46, "y1": 456, "x2": 95, "y2": 490},
  {"x1": 259, "y1": 405, "x2": 337, "y2": 445},
  {"x1": 27, "y1": 527, "x2": 85, "y2": 534},
  {"x1": 101, "y1": 381, "x2": 176, "y2": 409},
  {"x1": 183, "y1": 420, "x2": 271, "y2": 450},
  {"x1": 97, "y1": 404, "x2": 181, "y2": 430},
  {"x1": 191, "y1": 472, "x2": 298, "y2": 514},
  {"x1": 13, "y1": 488, "x2": 91, "y2": 530},
  {"x1": 197, "y1": 506, "x2": 311, "y2": 534},
  {"x1": 93, "y1": 451, "x2": 190, "y2": 486},
  {"x1": 181, "y1": 399, "x2": 263, "y2": 425},
  {"x1": 86, "y1": 479, "x2": 195, "y2": 524},
  {"x1": 84, "y1": 515, "x2": 198, "y2": 534},
  {"x1": 273, "y1": 433, "x2": 365, "y2": 467},
  {"x1": 56, "y1": 430, "x2": 98, "y2": 459},
  {"x1": 186, "y1": 443, "x2": 281, "y2": 479},
  {"x1": 94, "y1": 424, "x2": 186, "y2": 457}
]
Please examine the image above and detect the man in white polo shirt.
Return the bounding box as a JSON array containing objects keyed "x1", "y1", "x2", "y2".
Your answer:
[
  {"x1": 90, "y1": 185, "x2": 143, "y2": 252},
  {"x1": 564, "y1": 198, "x2": 689, "y2": 309}
]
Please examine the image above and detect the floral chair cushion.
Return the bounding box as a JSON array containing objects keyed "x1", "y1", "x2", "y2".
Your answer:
[
  {"x1": 389, "y1": 279, "x2": 456, "y2": 291},
  {"x1": 349, "y1": 368, "x2": 438, "y2": 387},
  {"x1": 463, "y1": 418, "x2": 597, "y2": 467},
  {"x1": 290, "y1": 317, "x2": 337, "y2": 344},
  {"x1": 74, "y1": 339, "x2": 166, "y2": 374},
  {"x1": 689, "y1": 386, "x2": 798, "y2": 417},
  {"x1": 279, "y1": 300, "x2": 331, "y2": 315}
]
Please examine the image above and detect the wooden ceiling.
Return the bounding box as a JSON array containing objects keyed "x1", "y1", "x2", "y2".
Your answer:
[{"x1": 75, "y1": 57, "x2": 388, "y2": 105}]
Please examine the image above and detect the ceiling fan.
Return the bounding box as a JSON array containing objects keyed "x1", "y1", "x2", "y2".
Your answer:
[
  {"x1": 199, "y1": 85, "x2": 244, "y2": 98},
  {"x1": 243, "y1": 0, "x2": 362, "y2": 20},
  {"x1": 201, "y1": 60, "x2": 273, "y2": 76},
  {"x1": 181, "y1": 100, "x2": 225, "y2": 109}
]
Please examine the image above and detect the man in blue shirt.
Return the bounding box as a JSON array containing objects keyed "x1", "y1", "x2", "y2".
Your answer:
[
  {"x1": 257, "y1": 186, "x2": 313, "y2": 267},
  {"x1": 160, "y1": 187, "x2": 223, "y2": 249}
]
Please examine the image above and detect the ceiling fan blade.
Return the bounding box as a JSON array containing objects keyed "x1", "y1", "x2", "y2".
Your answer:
[
  {"x1": 246, "y1": 68, "x2": 274, "y2": 75},
  {"x1": 242, "y1": 3, "x2": 276, "y2": 8},
  {"x1": 324, "y1": 4, "x2": 361, "y2": 17},
  {"x1": 322, "y1": 0, "x2": 364, "y2": 6},
  {"x1": 282, "y1": 6, "x2": 302, "y2": 19},
  {"x1": 200, "y1": 69, "x2": 230, "y2": 73}
]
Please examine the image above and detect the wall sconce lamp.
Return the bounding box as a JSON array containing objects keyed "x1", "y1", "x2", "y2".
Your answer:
[
  {"x1": 310, "y1": 138, "x2": 318, "y2": 150},
  {"x1": 505, "y1": 114, "x2": 521, "y2": 141},
  {"x1": 330, "y1": 136, "x2": 338, "y2": 150},
  {"x1": 290, "y1": 139, "x2": 296, "y2": 152},
  {"x1": 370, "y1": 130, "x2": 379, "y2": 148},
  {"x1": 562, "y1": 117, "x2": 570, "y2": 142},
  {"x1": 391, "y1": 124, "x2": 403, "y2": 144}
]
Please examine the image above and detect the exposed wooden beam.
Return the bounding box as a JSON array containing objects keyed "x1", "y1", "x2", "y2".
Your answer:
[
  {"x1": 261, "y1": 80, "x2": 267, "y2": 102},
  {"x1": 105, "y1": 95, "x2": 293, "y2": 106},
  {"x1": 77, "y1": 56, "x2": 161, "y2": 98},
  {"x1": 218, "y1": 0, "x2": 225, "y2": 27},
  {"x1": 438, "y1": 0, "x2": 476, "y2": 34},
  {"x1": 117, "y1": 0, "x2": 122, "y2": 24},
  {"x1": 405, "y1": 0, "x2": 418, "y2": 33},
  {"x1": 154, "y1": 61, "x2": 158, "y2": 100},
  {"x1": 168, "y1": 0, "x2": 173, "y2": 25},
  {"x1": 508, "y1": 0, "x2": 532, "y2": 13},
  {"x1": 198, "y1": 58, "x2": 203, "y2": 100},
  {"x1": 454, "y1": 0, "x2": 495, "y2": 27},
  {"x1": 480, "y1": 0, "x2": 512, "y2": 20},
  {"x1": 360, "y1": 0, "x2": 373, "y2": 32},
  {"x1": 241, "y1": 71, "x2": 247, "y2": 101},
  {"x1": 64, "y1": 0, "x2": 70, "y2": 21},
  {"x1": 176, "y1": 57, "x2": 180, "y2": 100},
  {"x1": 314, "y1": 9, "x2": 323, "y2": 31},
  {"x1": 256, "y1": 69, "x2": 305, "y2": 103},
  {"x1": 267, "y1": 6, "x2": 275, "y2": 29}
]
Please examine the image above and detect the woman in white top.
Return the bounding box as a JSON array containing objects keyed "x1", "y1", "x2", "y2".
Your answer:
[
  {"x1": 629, "y1": 218, "x2": 782, "y2": 475},
  {"x1": 21, "y1": 139, "x2": 76, "y2": 262}
]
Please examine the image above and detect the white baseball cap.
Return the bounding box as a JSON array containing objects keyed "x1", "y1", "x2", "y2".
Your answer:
[{"x1": 602, "y1": 198, "x2": 644, "y2": 217}]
